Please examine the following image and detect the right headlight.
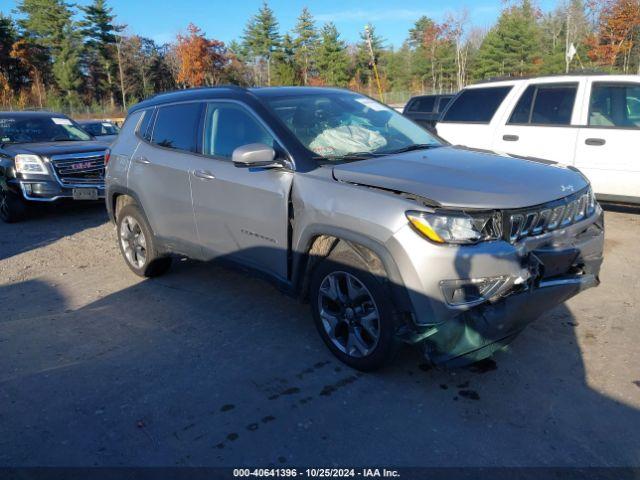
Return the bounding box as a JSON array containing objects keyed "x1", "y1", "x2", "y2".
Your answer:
[
  {"x1": 406, "y1": 210, "x2": 503, "y2": 245},
  {"x1": 14, "y1": 154, "x2": 48, "y2": 174}
]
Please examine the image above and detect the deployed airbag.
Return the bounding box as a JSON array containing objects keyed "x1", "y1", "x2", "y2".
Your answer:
[{"x1": 309, "y1": 125, "x2": 387, "y2": 157}]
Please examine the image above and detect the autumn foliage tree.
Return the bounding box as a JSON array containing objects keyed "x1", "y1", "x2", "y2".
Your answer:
[
  {"x1": 587, "y1": 0, "x2": 640, "y2": 71},
  {"x1": 175, "y1": 23, "x2": 227, "y2": 87},
  {"x1": 10, "y1": 39, "x2": 47, "y2": 107}
]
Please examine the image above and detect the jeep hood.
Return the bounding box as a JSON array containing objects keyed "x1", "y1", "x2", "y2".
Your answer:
[{"x1": 331, "y1": 146, "x2": 589, "y2": 209}]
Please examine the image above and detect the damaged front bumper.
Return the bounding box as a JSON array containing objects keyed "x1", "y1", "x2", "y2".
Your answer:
[
  {"x1": 423, "y1": 273, "x2": 599, "y2": 366},
  {"x1": 390, "y1": 206, "x2": 605, "y2": 366}
]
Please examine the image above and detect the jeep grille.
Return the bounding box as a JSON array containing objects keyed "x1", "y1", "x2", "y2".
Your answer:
[{"x1": 505, "y1": 188, "x2": 596, "y2": 243}]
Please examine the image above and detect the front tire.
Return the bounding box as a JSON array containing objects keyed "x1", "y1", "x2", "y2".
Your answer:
[
  {"x1": 116, "y1": 204, "x2": 172, "y2": 277},
  {"x1": 309, "y1": 250, "x2": 398, "y2": 371},
  {"x1": 0, "y1": 187, "x2": 27, "y2": 223}
]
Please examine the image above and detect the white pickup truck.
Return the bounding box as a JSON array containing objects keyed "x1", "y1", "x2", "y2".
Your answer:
[{"x1": 435, "y1": 74, "x2": 640, "y2": 204}]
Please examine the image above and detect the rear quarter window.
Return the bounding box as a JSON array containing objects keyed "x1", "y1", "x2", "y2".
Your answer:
[
  {"x1": 441, "y1": 86, "x2": 512, "y2": 123},
  {"x1": 136, "y1": 108, "x2": 155, "y2": 141},
  {"x1": 119, "y1": 111, "x2": 143, "y2": 138},
  {"x1": 407, "y1": 96, "x2": 436, "y2": 113}
]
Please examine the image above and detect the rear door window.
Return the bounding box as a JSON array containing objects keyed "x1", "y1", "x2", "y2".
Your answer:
[
  {"x1": 408, "y1": 96, "x2": 436, "y2": 113},
  {"x1": 441, "y1": 86, "x2": 512, "y2": 123},
  {"x1": 151, "y1": 103, "x2": 202, "y2": 152},
  {"x1": 509, "y1": 83, "x2": 578, "y2": 126},
  {"x1": 589, "y1": 82, "x2": 640, "y2": 128}
]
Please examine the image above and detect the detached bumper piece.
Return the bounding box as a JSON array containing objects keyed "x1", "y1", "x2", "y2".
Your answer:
[{"x1": 424, "y1": 217, "x2": 604, "y2": 367}]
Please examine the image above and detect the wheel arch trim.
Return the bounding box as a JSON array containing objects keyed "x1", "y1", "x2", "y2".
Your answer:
[{"x1": 292, "y1": 225, "x2": 412, "y2": 314}]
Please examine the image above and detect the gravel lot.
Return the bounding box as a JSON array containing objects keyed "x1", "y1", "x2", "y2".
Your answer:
[{"x1": 0, "y1": 202, "x2": 639, "y2": 467}]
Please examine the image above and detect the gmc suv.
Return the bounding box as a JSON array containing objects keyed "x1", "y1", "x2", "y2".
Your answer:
[
  {"x1": 106, "y1": 86, "x2": 604, "y2": 370},
  {"x1": 0, "y1": 111, "x2": 107, "y2": 222}
]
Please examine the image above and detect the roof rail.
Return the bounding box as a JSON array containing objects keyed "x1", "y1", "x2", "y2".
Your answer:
[
  {"x1": 139, "y1": 84, "x2": 248, "y2": 101},
  {"x1": 474, "y1": 71, "x2": 616, "y2": 84},
  {"x1": 129, "y1": 84, "x2": 251, "y2": 113}
]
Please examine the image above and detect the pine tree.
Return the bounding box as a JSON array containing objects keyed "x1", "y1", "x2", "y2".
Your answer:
[
  {"x1": 14, "y1": 0, "x2": 84, "y2": 105},
  {"x1": 315, "y1": 22, "x2": 350, "y2": 87},
  {"x1": 242, "y1": 1, "x2": 281, "y2": 85},
  {"x1": 51, "y1": 23, "x2": 82, "y2": 103},
  {"x1": 15, "y1": 0, "x2": 73, "y2": 52},
  {"x1": 273, "y1": 33, "x2": 299, "y2": 85},
  {"x1": 473, "y1": 0, "x2": 541, "y2": 79},
  {"x1": 408, "y1": 16, "x2": 434, "y2": 48},
  {"x1": 80, "y1": 0, "x2": 121, "y2": 107},
  {"x1": 293, "y1": 7, "x2": 319, "y2": 85},
  {"x1": 385, "y1": 44, "x2": 413, "y2": 92}
]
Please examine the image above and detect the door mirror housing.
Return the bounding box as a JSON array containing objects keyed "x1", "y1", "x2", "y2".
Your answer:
[{"x1": 232, "y1": 143, "x2": 280, "y2": 168}]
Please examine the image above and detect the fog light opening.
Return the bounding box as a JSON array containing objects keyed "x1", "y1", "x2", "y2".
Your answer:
[{"x1": 440, "y1": 276, "x2": 509, "y2": 307}]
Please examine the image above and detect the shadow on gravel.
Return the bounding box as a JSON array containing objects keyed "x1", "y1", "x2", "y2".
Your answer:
[
  {"x1": 0, "y1": 201, "x2": 107, "y2": 261},
  {"x1": 1, "y1": 240, "x2": 638, "y2": 467}
]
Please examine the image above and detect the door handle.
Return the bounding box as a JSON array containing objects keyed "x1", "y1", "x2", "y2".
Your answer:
[
  {"x1": 134, "y1": 155, "x2": 151, "y2": 164},
  {"x1": 585, "y1": 138, "x2": 606, "y2": 146},
  {"x1": 193, "y1": 169, "x2": 216, "y2": 180},
  {"x1": 503, "y1": 134, "x2": 519, "y2": 142}
]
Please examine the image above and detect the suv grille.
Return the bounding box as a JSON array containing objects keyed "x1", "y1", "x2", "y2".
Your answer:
[
  {"x1": 50, "y1": 151, "x2": 106, "y2": 187},
  {"x1": 505, "y1": 188, "x2": 596, "y2": 243}
]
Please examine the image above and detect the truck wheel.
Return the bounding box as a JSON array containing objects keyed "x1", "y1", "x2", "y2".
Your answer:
[
  {"x1": 0, "y1": 187, "x2": 27, "y2": 223},
  {"x1": 116, "y1": 204, "x2": 172, "y2": 277},
  {"x1": 309, "y1": 250, "x2": 398, "y2": 371}
]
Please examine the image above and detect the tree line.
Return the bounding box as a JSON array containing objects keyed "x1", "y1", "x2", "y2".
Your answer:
[{"x1": 0, "y1": 0, "x2": 639, "y2": 113}]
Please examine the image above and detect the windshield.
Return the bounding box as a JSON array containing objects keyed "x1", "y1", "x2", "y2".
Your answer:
[
  {"x1": 82, "y1": 122, "x2": 120, "y2": 136},
  {"x1": 261, "y1": 91, "x2": 442, "y2": 160},
  {"x1": 0, "y1": 115, "x2": 92, "y2": 144}
]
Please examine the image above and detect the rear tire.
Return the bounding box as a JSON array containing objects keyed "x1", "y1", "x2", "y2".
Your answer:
[
  {"x1": 309, "y1": 248, "x2": 399, "y2": 371},
  {"x1": 116, "y1": 204, "x2": 172, "y2": 277},
  {"x1": 0, "y1": 187, "x2": 27, "y2": 223}
]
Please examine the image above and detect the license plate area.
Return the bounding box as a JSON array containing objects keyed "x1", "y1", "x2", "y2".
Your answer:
[{"x1": 72, "y1": 188, "x2": 98, "y2": 200}]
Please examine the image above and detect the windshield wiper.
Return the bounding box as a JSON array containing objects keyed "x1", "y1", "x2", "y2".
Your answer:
[
  {"x1": 313, "y1": 151, "x2": 378, "y2": 162},
  {"x1": 380, "y1": 144, "x2": 440, "y2": 155}
]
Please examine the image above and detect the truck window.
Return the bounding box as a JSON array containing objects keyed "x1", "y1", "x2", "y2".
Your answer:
[
  {"x1": 589, "y1": 83, "x2": 640, "y2": 128},
  {"x1": 441, "y1": 86, "x2": 512, "y2": 123},
  {"x1": 408, "y1": 96, "x2": 436, "y2": 113},
  {"x1": 151, "y1": 103, "x2": 202, "y2": 152},
  {"x1": 509, "y1": 83, "x2": 577, "y2": 126}
]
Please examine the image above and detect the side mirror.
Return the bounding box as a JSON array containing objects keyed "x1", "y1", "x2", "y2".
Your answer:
[{"x1": 232, "y1": 143, "x2": 279, "y2": 168}]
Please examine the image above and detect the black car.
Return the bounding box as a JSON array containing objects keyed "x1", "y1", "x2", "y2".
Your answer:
[
  {"x1": 78, "y1": 120, "x2": 121, "y2": 144},
  {"x1": 0, "y1": 111, "x2": 108, "y2": 222},
  {"x1": 402, "y1": 94, "x2": 455, "y2": 132}
]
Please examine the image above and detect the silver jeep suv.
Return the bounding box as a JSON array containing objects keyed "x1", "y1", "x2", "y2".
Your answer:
[{"x1": 105, "y1": 86, "x2": 604, "y2": 370}]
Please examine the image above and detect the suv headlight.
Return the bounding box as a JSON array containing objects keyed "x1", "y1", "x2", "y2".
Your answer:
[
  {"x1": 406, "y1": 210, "x2": 503, "y2": 244},
  {"x1": 14, "y1": 154, "x2": 48, "y2": 174}
]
